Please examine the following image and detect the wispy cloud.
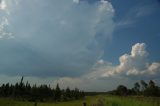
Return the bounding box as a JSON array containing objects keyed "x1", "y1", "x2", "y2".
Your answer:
[{"x1": 116, "y1": 3, "x2": 157, "y2": 28}]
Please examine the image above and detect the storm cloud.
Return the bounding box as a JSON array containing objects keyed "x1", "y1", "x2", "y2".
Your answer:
[{"x1": 0, "y1": 0, "x2": 115, "y2": 77}]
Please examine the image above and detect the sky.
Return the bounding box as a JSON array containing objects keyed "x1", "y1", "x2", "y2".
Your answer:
[{"x1": 0, "y1": 0, "x2": 160, "y2": 91}]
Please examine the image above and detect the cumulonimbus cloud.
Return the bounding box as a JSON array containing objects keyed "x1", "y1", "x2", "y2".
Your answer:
[{"x1": 0, "y1": 0, "x2": 115, "y2": 77}]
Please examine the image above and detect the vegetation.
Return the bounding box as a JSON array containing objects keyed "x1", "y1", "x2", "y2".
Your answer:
[
  {"x1": 0, "y1": 78, "x2": 160, "y2": 106},
  {"x1": 0, "y1": 77, "x2": 85, "y2": 102},
  {"x1": 108, "y1": 80, "x2": 160, "y2": 97},
  {"x1": 0, "y1": 95, "x2": 159, "y2": 106}
]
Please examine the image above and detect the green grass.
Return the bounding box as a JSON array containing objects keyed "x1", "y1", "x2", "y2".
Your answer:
[
  {"x1": 0, "y1": 95, "x2": 159, "y2": 106},
  {"x1": 104, "y1": 96, "x2": 160, "y2": 106}
]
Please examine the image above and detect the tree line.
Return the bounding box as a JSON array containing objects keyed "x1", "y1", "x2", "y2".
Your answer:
[
  {"x1": 0, "y1": 77, "x2": 85, "y2": 102},
  {"x1": 109, "y1": 80, "x2": 160, "y2": 97}
]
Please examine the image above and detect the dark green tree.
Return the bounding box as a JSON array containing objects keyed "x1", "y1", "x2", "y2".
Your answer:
[
  {"x1": 65, "y1": 87, "x2": 71, "y2": 100},
  {"x1": 144, "y1": 80, "x2": 159, "y2": 97},
  {"x1": 149, "y1": 80, "x2": 155, "y2": 88},
  {"x1": 54, "y1": 84, "x2": 61, "y2": 101},
  {"x1": 0, "y1": 77, "x2": 85, "y2": 101},
  {"x1": 134, "y1": 82, "x2": 140, "y2": 95},
  {"x1": 140, "y1": 80, "x2": 148, "y2": 91},
  {"x1": 116, "y1": 85, "x2": 128, "y2": 96}
]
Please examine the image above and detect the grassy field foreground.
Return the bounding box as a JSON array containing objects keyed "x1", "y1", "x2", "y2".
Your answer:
[{"x1": 0, "y1": 95, "x2": 159, "y2": 106}]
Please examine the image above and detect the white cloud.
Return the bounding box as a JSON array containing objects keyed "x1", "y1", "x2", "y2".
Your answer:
[
  {"x1": 0, "y1": 0, "x2": 7, "y2": 10},
  {"x1": 147, "y1": 62, "x2": 160, "y2": 75},
  {"x1": 98, "y1": 43, "x2": 160, "y2": 77},
  {"x1": 52, "y1": 43, "x2": 160, "y2": 91},
  {"x1": 99, "y1": 0, "x2": 114, "y2": 13},
  {"x1": 131, "y1": 43, "x2": 148, "y2": 57}
]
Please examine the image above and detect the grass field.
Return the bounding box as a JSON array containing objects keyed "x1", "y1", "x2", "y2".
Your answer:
[{"x1": 0, "y1": 95, "x2": 159, "y2": 106}]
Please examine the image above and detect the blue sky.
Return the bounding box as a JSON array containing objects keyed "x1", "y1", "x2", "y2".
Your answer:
[
  {"x1": 0, "y1": 0, "x2": 160, "y2": 91},
  {"x1": 104, "y1": 0, "x2": 160, "y2": 64}
]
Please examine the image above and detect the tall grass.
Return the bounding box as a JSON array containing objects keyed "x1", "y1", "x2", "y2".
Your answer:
[{"x1": 0, "y1": 95, "x2": 159, "y2": 106}]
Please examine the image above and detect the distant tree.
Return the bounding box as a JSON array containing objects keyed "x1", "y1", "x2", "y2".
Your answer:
[
  {"x1": 116, "y1": 85, "x2": 128, "y2": 96},
  {"x1": 4, "y1": 83, "x2": 10, "y2": 96},
  {"x1": 148, "y1": 80, "x2": 155, "y2": 88},
  {"x1": 109, "y1": 80, "x2": 160, "y2": 97},
  {"x1": 20, "y1": 76, "x2": 24, "y2": 86},
  {"x1": 0, "y1": 77, "x2": 85, "y2": 102},
  {"x1": 25, "y1": 81, "x2": 31, "y2": 98},
  {"x1": 65, "y1": 87, "x2": 71, "y2": 100},
  {"x1": 127, "y1": 88, "x2": 136, "y2": 95},
  {"x1": 144, "y1": 80, "x2": 159, "y2": 97},
  {"x1": 134, "y1": 82, "x2": 140, "y2": 95},
  {"x1": 140, "y1": 80, "x2": 148, "y2": 91},
  {"x1": 74, "y1": 88, "x2": 80, "y2": 99},
  {"x1": 0, "y1": 84, "x2": 5, "y2": 96},
  {"x1": 54, "y1": 84, "x2": 61, "y2": 101}
]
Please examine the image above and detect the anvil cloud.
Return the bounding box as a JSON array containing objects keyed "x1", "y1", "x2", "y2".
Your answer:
[{"x1": 0, "y1": 0, "x2": 115, "y2": 77}]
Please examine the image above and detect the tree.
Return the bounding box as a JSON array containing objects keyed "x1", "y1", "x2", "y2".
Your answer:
[
  {"x1": 144, "y1": 80, "x2": 159, "y2": 97},
  {"x1": 65, "y1": 87, "x2": 71, "y2": 100},
  {"x1": 19, "y1": 76, "x2": 25, "y2": 97},
  {"x1": 74, "y1": 88, "x2": 80, "y2": 99},
  {"x1": 134, "y1": 82, "x2": 140, "y2": 94},
  {"x1": 0, "y1": 77, "x2": 85, "y2": 102},
  {"x1": 54, "y1": 84, "x2": 61, "y2": 101},
  {"x1": 116, "y1": 85, "x2": 128, "y2": 96},
  {"x1": 140, "y1": 80, "x2": 148, "y2": 91},
  {"x1": 149, "y1": 80, "x2": 155, "y2": 88}
]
